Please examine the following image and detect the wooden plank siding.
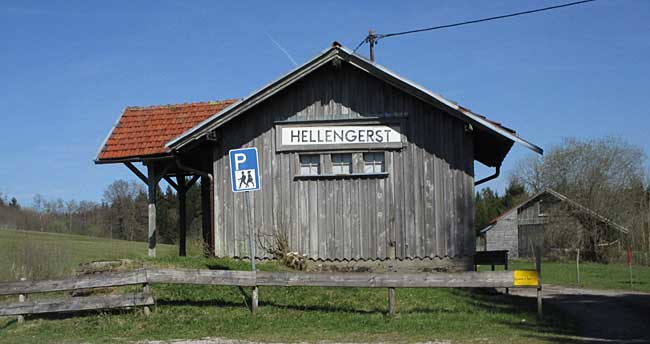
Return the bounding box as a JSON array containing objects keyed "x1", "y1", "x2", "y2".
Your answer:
[{"x1": 211, "y1": 62, "x2": 475, "y2": 263}]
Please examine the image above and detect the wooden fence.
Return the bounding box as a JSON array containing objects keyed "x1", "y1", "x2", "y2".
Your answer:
[{"x1": 0, "y1": 268, "x2": 541, "y2": 320}]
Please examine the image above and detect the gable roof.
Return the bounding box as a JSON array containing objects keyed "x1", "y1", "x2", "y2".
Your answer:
[
  {"x1": 484, "y1": 189, "x2": 630, "y2": 234},
  {"x1": 95, "y1": 100, "x2": 238, "y2": 163},
  {"x1": 165, "y1": 42, "x2": 543, "y2": 167}
]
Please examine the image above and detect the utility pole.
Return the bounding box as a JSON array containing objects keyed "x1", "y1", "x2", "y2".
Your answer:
[{"x1": 368, "y1": 30, "x2": 376, "y2": 62}]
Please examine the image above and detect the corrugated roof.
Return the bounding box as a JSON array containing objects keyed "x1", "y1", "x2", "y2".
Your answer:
[
  {"x1": 95, "y1": 100, "x2": 238, "y2": 162},
  {"x1": 482, "y1": 189, "x2": 630, "y2": 234},
  {"x1": 166, "y1": 43, "x2": 543, "y2": 163}
]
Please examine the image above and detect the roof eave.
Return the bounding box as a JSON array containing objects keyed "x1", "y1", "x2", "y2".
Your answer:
[
  {"x1": 166, "y1": 43, "x2": 543, "y2": 160},
  {"x1": 94, "y1": 153, "x2": 173, "y2": 165},
  {"x1": 166, "y1": 45, "x2": 342, "y2": 151},
  {"x1": 94, "y1": 107, "x2": 126, "y2": 162}
]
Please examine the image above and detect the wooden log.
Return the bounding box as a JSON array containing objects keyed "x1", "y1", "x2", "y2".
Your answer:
[
  {"x1": 388, "y1": 287, "x2": 395, "y2": 316},
  {"x1": 0, "y1": 270, "x2": 147, "y2": 296},
  {"x1": 145, "y1": 268, "x2": 256, "y2": 286},
  {"x1": 0, "y1": 292, "x2": 154, "y2": 316}
]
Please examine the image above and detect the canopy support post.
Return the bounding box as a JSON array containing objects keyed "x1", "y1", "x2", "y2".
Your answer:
[
  {"x1": 147, "y1": 164, "x2": 157, "y2": 257},
  {"x1": 177, "y1": 174, "x2": 187, "y2": 257}
]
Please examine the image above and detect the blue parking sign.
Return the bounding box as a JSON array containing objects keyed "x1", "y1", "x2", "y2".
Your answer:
[{"x1": 229, "y1": 148, "x2": 261, "y2": 192}]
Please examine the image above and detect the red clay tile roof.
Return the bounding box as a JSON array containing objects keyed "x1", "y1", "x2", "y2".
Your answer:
[{"x1": 96, "y1": 99, "x2": 238, "y2": 162}]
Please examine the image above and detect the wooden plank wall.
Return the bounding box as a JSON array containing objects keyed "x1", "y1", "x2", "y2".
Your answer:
[{"x1": 212, "y1": 62, "x2": 475, "y2": 262}]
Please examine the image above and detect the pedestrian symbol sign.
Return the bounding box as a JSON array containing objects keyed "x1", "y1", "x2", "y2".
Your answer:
[{"x1": 229, "y1": 147, "x2": 261, "y2": 192}]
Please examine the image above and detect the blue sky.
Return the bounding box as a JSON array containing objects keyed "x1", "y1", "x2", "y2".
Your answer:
[{"x1": 1, "y1": 0, "x2": 648, "y2": 205}]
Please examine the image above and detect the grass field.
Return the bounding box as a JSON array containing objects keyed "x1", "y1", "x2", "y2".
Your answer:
[
  {"x1": 0, "y1": 229, "x2": 198, "y2": 282},
  {"x1": 478, "y1": 259, "x2": 650, "y2": 293},
  {"x1": 0, "y1": 229, "x2": 582, "y2": 343}
]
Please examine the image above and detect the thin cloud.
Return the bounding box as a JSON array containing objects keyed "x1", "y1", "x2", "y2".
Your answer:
[{"x1": 265, "y1": 32, "x2": 298, "y2": 67}]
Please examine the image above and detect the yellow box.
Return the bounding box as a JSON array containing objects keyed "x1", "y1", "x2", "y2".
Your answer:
[{"x1": 513, "y1": 270, "x2": 539, "y2": 286}]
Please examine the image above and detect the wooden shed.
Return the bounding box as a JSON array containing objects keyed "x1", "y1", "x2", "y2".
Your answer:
[
  {"x1": 97, "y1": 43, "x2": 542, "y2": 271},
  {"x1": 479, "y1": 189, "x2": 630, "y2": 258}
]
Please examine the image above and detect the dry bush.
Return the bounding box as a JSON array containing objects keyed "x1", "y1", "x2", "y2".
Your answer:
[{"x1": 259, "y1": 229, "x2": 307, "y2": 270}]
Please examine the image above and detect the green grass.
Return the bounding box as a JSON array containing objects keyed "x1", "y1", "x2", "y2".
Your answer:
[
  {"x1": 480, "y1": 260, "x2": 650, "y2": 293},
  {"x1": 0, "y1": 229, "x2": 199, "y2": 281},
  {"x1": 0, "y1": 230, "x2": 579, "y2": 343}
]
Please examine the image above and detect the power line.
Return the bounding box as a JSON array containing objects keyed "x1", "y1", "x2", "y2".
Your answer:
[{"x1": 353, "y1": 0, "x2": 596, "y2": 54}]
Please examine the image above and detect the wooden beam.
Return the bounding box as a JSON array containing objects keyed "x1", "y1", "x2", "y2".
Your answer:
[
  {"x1": 164, "y1": 176, "x2": 178, "y2": 191},
  {"x1": 143, "y1": 269, "x2": 518, "y2": 289},
  {"x1": 147, "y1": 164, "x2": 157, "y2": 257},
  {"x1": 0, "y1": 292, "x2": 154, "y2": 316},
  {"x1": 200, "y1": 175, "x2": 212, "y2": 257},
  {"x1": 186, "y1": 175, "x2": 200, "y2": 189},
  {"x1": 145, "y1": 268, "x2": 257, "y2": 286},
  {"x1": 124, "y1": 162, "x2": 148, "y2": 184},
  {"x1": 177, "y1": 174, "x2": 187, "y2": 257},
  {"x1": 155, "y1": 161, "x2": 174, "y2": 182},
  {"x1": 0, "y1": 270, "x2": 147, "y2": 296},
  {"x1": 254, "y1": 271, "x2": 516, "y2": 288}
]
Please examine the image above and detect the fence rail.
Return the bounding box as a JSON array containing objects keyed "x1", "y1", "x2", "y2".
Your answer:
[{"x1": 0, "y1": 268, "x2": 540, "y2": 319}]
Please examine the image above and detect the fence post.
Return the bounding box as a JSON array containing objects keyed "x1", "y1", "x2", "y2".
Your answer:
[
  {"x1": 143, "y1": 283, "x2": 151, "y2": 317},
  {"x1": 535, "y1": 253, "x2": 542, "y2": 318},
  {"x1": 505, "y1": 254, "x2": 509, "y2": 295},
  {"x1": 251, "y1": 286, "x2": 259, "y2": 316},
  {"x1": 17, "y1": 277, "x2": 26, "y2": 324},
  {"x1": 388, "y1": 288, "x2": 396, "y2": 316}
]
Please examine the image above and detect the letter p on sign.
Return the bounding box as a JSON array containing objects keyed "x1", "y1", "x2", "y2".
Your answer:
[
  {"x1": 229, "y1": 148, "x2": 261, "y2": 193},
  {"x1": 234, "y1": 153, "x2": 247, "y2": 170}
]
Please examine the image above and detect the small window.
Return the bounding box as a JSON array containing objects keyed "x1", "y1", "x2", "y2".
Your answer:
[
  {"x1": 538, "y1": 200, "x2": 549, "y2": 216},
  {"x1": 363, "y1": 152, "x2": 385, "y2": 173},
  {"x1": 331, "y1": 154, "x2": 352, "y2": 174},
  {"x1": 300, "y1": 155, "x2": 320, "y2": 175}
]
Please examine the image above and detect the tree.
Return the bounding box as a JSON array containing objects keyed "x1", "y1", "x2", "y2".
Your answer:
[
  {"x1": 511, "y1": 136, "x2": 647, "y2": 262},
  {"x1": 9, "y1": 197, "x2": 19, "y2": 209},
  {"x1": 502, "y1": 179, "x2": 527, "y2": 210},
  {"x1": 102, "y1": 180, "x2": 146, "y2": 241},
  {"x1": 474, "y1": 187, "x2": 503, "y2": 234}
]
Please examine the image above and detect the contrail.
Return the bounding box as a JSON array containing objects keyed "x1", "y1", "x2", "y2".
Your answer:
[{"x1": 265, "y1": 32, "x2": 298, "y2": 66}]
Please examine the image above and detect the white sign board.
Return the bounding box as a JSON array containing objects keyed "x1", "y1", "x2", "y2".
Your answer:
[{"x1": 280, "y1": 125, "x2": 402, "y2": 147}]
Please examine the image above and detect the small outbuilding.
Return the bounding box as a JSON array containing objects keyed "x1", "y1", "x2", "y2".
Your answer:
[
  {"x1": 478, "y1": 189, "x2": 630, "y2": 258},
  {"x1": 96, "y1": 42, "x2": 542, "y2": 271}
]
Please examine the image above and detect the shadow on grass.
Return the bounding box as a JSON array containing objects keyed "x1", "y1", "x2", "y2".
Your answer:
[
  {"x1": 0, "y1": 318, "x2": 17, "y2": 330},
  {"x1": 464, "y1": 289, "x2": 580, "y2": 343},
  {"x1": 157, "y1": 298, "x2": 387, "y2": 315},
  {"x1": 468, "y1": 288, "x2": 650, "y2": 343},
  {"x1": 207, "y1": 264, "x2": 232, "y2": 271},
  {"x1": 0, "y1": 307, "x2": 143, "y2": 328}
]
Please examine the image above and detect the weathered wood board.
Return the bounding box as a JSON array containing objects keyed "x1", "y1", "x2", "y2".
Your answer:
[
  {"x1": 0, "y1": 269, "x2": 147, "y2": 296},
  {"x1": 212, "y1": 61, "x2": 475, "y2": 263},
  {"x1": 0, "y1": 292, "x2": 154, "y2": 316}
]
